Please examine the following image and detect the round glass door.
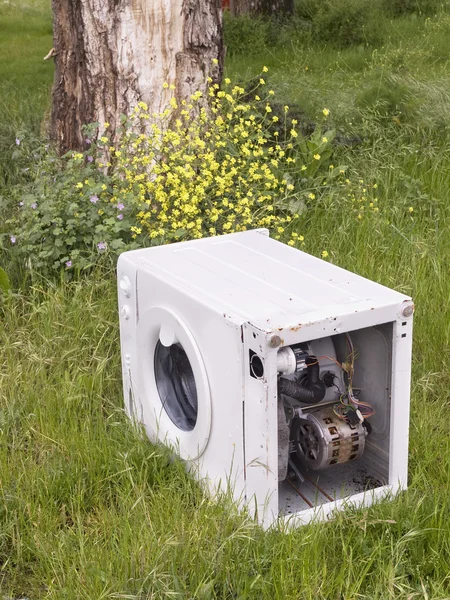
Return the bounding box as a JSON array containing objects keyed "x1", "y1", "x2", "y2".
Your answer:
[{"x1": 154, "y1": 341, "x2": 198, "y2": 431}]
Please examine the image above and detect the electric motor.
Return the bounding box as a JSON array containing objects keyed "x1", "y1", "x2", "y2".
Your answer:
[{"x1": 291, "y1": 406, "x2": 367, "y2": 471}]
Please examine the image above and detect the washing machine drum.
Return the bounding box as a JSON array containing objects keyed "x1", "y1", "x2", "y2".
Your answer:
[
  {"x1": 154, "y1": 341, "x2": 198, "y2": 431},
  {"x1": 137, "y1": 306, "x2": 212, "y2": 460}
]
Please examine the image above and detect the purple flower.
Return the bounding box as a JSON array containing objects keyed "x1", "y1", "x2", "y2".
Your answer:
[
  {"x1": 97, "y1": 241, "x2": 107, "y2": 251},
  {"x1": 117, "y1": 202, "x2": 125, "y2": 210},
  {"x1": 31, "y1": 202, "x2": 37, "y2": 209},
  {"x1": 85, "y1": 138, "x2": 91, "y2": 145},
  {"x1": 18, "y1": 201, "x2": 24, "y2": 207},
  {"x1": 15, "y1": 138, "x2": 20, "y2": 146},
  {"x1": 117, "y1": 213, "x2": 124, "y2": 220},
  {"x1": 90, "y1": 195, "x2": 99, "y2": 204},
  {"x1": 65, "y1": 260, "x2": 72, "y2": 268},
  {"x1": 10, "y1": 235, "x2": 16, "y2": 244},
  {"x1": 87, "y1": 156, "x2": 93, "y2": 162}
]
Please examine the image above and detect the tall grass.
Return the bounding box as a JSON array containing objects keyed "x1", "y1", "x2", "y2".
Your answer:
[
  {"x1": 1, "y1": 3, "x2": 450, "y2": 598},
  {"x1": 0, "y1": 0, "x2": 53, "y2": 187}
]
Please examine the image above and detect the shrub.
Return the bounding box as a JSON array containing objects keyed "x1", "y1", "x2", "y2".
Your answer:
[
  {"x1": 313, "y1": 0, "x2": 384, "y2": 48},
  {"x1": 223, "y1": 12, "x2": 312, "y2": 57},
  {"x1": 223, "y1": 13, "x2": 271, "y2": 56},
  {"x1": 381, "y1": 0, "x2": 443, "y2": 16},
  {"x1": 4, "y1": 72, "x2": 345, "y2": 276}
]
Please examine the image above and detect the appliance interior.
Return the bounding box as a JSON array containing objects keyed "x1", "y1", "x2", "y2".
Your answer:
[{"x1": 276, "y1": 323, "x2": 393, "y2": 516}]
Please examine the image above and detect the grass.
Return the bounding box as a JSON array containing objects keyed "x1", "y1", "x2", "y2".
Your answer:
[
  {"x1": 0, "y1": 0, "x2": 53, "y2": 187},
  {"x1": 2, "y1": 2, "x2": 450, "y2": 598}
]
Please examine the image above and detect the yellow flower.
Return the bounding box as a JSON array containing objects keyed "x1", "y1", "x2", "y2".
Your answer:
[
  {"x1": 263, "y1": 66, "x2": 269, "y2": 72},
  {"x1": 225, "y1": 77, "x2": 231, "y2": 84},
  {"x1": 322, "y1": 137, "x2": 328, "y2": 143},
  {"x1": 212, "y1": 58, "x2": 218, "y2": 64},
  {"x1": 103, "y1": 122, "x2": 110, "y2": 128},
  {"x1": 259, "y1": 78, "x2": 265, "y2": 85},
  {"x1": 265, "y1": 105, "x2": 272, "y2": 113},
  {"x1": 100, "y1": 137, "x2": 108, "y2": 143},
  {"x1": 76, "y1": 182, "x2": 83, "y2": 189},
  {"x1": 290, "y1": 129, "x2": 298, "y2": 138},
  {"x1": 323, "y1": 108, "x2": 330, "y2": 117},
  {"x1": 269, "y1": 90, "x2": 274, "y2": 95},
  {"x1": 313, "y1": 154, "x2": 321, "y2": 160},
  {"x1": 321, "y1": 250, "x2": 329, "y2": 258},
  {"x1": 409, "y1": 206, "x2": 414, "y2": 213},
  {"x1": 308, "y1": 193, "x2": 316, "y2": 200},
  {"x1": 301, "y1": 165, "x2": 307, "y2": 171}
]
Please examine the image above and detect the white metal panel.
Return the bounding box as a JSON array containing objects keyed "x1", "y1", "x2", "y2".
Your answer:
[
  {"x1": 118, "y1": 252, "x2": 247, "y2": 502},
  {"x1": 243, "y1": 323, "x2": 279, "y2": 527},
  {"x1": 125, "y1": 230, "x2": 411, "y2": 333},
  {"x1": 388, "y1": 317, "x2": 413, "y2": 490}
]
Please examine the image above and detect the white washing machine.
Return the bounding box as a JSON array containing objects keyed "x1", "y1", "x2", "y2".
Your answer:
[{"x1": 117, "y1": 229, "x2": 413, "y2": 528}]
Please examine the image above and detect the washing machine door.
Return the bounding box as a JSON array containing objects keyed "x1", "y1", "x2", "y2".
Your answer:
[{"x1": 137, "y1": 306, "x2": 212, "y2": 460}]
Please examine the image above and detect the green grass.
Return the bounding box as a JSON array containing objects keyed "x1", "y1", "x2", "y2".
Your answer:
[
  {"x1": 2, "y1": 3, "x2": 450, "y2": 598},
  {"x1": 0, "y1": 0, "x2": 53, "y2": 187}
]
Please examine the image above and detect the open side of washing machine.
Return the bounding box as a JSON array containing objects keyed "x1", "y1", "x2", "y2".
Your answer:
[
  {"x1": 276, "y1": 323, "x2": 394, "y2": 520},
  {"x1": 243, "y1": 311, "x2": 412, "y2": 528}
]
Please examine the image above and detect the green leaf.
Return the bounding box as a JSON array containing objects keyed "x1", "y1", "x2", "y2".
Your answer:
[{"x1": 0, "y1": 266, "x2": 11, "y2": 293}]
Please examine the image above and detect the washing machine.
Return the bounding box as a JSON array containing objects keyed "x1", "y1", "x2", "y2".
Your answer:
[{"x1": 117, "y1": 229, "x2": 413, "y2": 528}]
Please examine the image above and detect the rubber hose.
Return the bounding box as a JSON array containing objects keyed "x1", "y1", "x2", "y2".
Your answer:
[{"x1": 278, "y1": 355, "x2": 326, "y2": 404}]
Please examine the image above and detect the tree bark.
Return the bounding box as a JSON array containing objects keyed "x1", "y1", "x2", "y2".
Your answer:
[
  {"x1": 51, "y1": 0, "x2": 224, "y2": 154},
  {"x1": 230, "y1": 0, "x2": 294, "y2": 16}
]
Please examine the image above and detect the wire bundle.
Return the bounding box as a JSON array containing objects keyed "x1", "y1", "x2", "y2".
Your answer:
[{"x1": 332, "y1": 333, "x2": 376, "y2": 423}]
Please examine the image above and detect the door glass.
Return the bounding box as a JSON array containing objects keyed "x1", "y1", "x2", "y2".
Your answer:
[{"x1": 154, "y1": 341, "x2": 198, "y2": 431}]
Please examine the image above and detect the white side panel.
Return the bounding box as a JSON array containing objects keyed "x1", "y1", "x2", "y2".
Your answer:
[
  {"x1": 117, "y1": 258, "x2": 143, "y2": 423},
  {"x1": 280, "y1": 485, "x2": 395, "y2": 529},
  {"x1": 243, "y1": 324, "x2": 279, "y2": 527},
  {"x1": 389, "y1": 316, "x2": 413, "y2": 490}
]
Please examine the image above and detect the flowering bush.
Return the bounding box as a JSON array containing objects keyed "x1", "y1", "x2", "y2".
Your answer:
[{"x1": 4, "y1": 71, "x2": 346, "y2": 275}]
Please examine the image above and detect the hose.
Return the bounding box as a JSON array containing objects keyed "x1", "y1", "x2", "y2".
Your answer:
[{"x1": 278, "y1": 355, "x2": 326, "y2": 404}]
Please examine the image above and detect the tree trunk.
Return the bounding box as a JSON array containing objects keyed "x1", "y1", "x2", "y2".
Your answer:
[
  {"x1": 230, "y1": 0, "x2": 294, "y2": 16},
  {"x1": 51, "y1": 0, "x2": 224, "y2": 154}
]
